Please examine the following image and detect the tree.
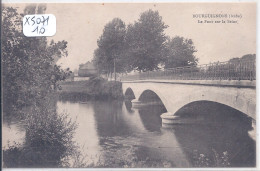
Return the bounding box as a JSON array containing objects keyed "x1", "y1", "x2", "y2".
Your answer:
[
  {"x1": 125, "y1": 9, "x2": 168, "y2": 72},
  {"x1": 229, "y1": 54, "x2": 256, "y2": 64},
  {"x1": 94, "y1": 18, "x2": 127, "y2": 78},
  {"x1": 241, "y1": 54, "x2": 256, "y2": 61},
  {"x1": 2, "y1": 5, "x2": 70, "y2": 111},
  {"x1": 93, "y1": 48, "x2": 108, "y2": 75},
  {"x1": 164, "y1": 36, "x2": 198, "y2": 68}
]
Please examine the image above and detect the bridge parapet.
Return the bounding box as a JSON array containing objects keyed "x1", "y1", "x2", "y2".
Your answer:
[
  {"x1": 121, "y1": 59, "x2": 255, "y2": 82},
  {"x1": 122, "y1": 80, "x2": 256, "y2": 88}
]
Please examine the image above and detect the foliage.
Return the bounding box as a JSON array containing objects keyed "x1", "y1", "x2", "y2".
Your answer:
[
  {"x1": 93, "y1": 18, "x2": 127, "y2": 75},
  {"x1": 192, "y1": 149, "x2": 230, "y2": 167},
  {"x1": 2, "y1": 6, "x2": 70, "y2": 111},
  {"x1": 25, "y1": 105, "x2": 77, "y2": 166},
  {"x1": 51, "y1": 65, "x2": 72, "y2": 90},
  {"x1": 93, "y1": 9, "x2": 200, "y2": 74},
  {"x1": 241, "y1": 54, "x2": 256, "y2": 61},
  {"x1": 58, "y1": 78, "x2": 123, "y2": 101},
  {"x1": 90, "y1": 145, "x2": 173, "y2": 168},
  {"x1": 164, "y1": 36, "x2": 198, "y2": 68},
  {"x1": 125, "y1": 10, "x2": 168, "y2": 72},
  {"x1": 229, "y1": 54, "x2": 256, "y2": 63},
  {"x1": 3, "y1": 95, "x2": 78, "y2": 168}
]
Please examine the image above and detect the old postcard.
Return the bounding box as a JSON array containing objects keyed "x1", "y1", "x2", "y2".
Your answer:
[{"x1": 1, "y1": 1, "x2": 257, "y2": 170}]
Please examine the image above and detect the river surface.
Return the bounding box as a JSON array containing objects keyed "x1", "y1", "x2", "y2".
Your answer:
[{"x1": 3, "y1": 100, "x2": 256, "y2": 167}]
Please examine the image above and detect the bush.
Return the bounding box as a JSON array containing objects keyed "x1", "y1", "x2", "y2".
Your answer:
[
  {"x1": 3, "y1": 98, "x2": 78, "y2": 168},
  {"x1": 59, "y1": 77, "x2": 123, "y2": 101}
]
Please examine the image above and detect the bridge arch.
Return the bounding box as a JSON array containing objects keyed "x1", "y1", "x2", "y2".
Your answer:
[
  {"x1": 134, "y1": 88, "x2": 254, "y2": 122},
  {"x1": 169, "y1": 89, "x2": 256, "y2": 121},
  {"x1": 174, "y1": 100, "x2": 253, "y2": 123},
  {"x1": 133, "y1": 88, "x2": 171, "y2": 112},
  {"x1": 122, "y1": 82, "x2": 255, "y2": 120},
  {"x1": 139, "y1": 89, "x2": 166, "y2": 104},
  {"x1": 124, "y1": 87, "x2": 135, "y2": 100}
]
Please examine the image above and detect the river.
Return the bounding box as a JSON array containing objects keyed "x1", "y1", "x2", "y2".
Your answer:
[{"x1": 3, "y1": 100, "x2": 256, "y2": 168}]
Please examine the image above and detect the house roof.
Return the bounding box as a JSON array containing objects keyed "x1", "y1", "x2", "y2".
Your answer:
[{"x1": 79, "y1": 61, "x2": 96, "y2": 70}]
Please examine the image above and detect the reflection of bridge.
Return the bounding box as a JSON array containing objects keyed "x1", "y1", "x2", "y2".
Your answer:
[{"x1": 121, "y1": 60, "x2": 256, "y2": 127}]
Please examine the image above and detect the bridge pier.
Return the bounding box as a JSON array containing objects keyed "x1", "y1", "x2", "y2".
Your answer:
[
  {"x1": 248, "y1": 120, "x2": 256, "y2": 141},
  {"x1": 160, "y1": 112, "x2": 180, "y2": 124},
  {"x1": 131, "y1": 99, "x2": 143, "y2": 108},
  {"x1": 160, "y1": 112, "x2": 205, "y2": 127},
  {"x1": 131, "y1": 99, "x2": 163, "y2": 108}
]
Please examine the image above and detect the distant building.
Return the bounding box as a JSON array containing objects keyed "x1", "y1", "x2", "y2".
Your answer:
[{"x1": 78, "y1": 61, "x2": 98, "y2": 77}]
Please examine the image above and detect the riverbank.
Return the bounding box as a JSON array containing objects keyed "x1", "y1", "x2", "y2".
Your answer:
[{"x1": 58, "y1": 77, "x2": 124, "y2": 101}]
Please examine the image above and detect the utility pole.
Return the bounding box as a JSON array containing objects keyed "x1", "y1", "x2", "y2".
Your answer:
[{"x1": 114, "y1": 58, "x2": 116, "y2": 81}]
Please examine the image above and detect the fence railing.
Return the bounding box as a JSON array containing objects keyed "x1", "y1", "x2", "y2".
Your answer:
[{"x1": 121, "y1": 59, "x2": 256, "y2": 81}]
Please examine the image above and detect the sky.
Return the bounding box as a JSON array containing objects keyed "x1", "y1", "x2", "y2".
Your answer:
[{"x1": 8, "y1": 3, "x2": 257, "y2": 70}]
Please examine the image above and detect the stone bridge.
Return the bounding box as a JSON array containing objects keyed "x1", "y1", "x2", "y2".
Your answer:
[{"x1": 122, "y1": 80, "x2": 256, "y2": 125}]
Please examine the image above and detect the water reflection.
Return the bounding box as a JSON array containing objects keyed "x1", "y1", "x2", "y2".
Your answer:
[
  {"x1": 2, "y1": 121, "x2": 26, "y2": 149},
  {"x1": 3, "y1": 99, "x2": 256, "y2": 168},
  {"x1": 56, "y1": 101, "x2": 101, "y2": 166},
  {"x1": 171, "y1": 124, "x2": 255, "y2": 167},
  {"x1": 138, "y1": 104, "x2": 166, "y2": 132},
  {"x1": 124, "y1": 100, "x2": 134, "y2": 113}
]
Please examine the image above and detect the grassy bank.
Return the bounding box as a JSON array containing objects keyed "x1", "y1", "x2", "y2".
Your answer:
[{"x1": 58, "y1": 77, "x2": 123, "y2": 101}]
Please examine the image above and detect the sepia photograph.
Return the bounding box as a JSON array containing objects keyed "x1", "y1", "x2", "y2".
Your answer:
[{"x1": 1, "y1": 1, "x2": 257, "y2": 169}]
